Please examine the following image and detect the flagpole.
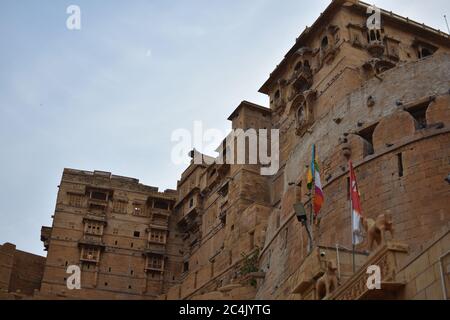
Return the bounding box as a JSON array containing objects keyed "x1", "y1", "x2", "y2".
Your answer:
[
  {"x1": 310, "y1": 188, "x2": 314, "y2": 249},
  {"x1": 351, "y1": 204, "x2": 356, "y2": 273},
  {"x1": 350, "y1": 163, "x2": 356, "y2": 273}
]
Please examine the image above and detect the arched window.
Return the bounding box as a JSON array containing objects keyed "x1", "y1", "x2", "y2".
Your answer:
[
  {"x1": 294, "y1": 61, "x2": 303, "y2": 71},
  {"x1": 321, "y1": 36, "x2": 329, "y2": 49},
  {"x1": 274, "y1": 90, "x2": 281, "y2": 100}
]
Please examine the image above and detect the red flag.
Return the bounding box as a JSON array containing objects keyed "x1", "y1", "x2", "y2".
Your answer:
[{"x1": 349, "y1": 161, "x2": 363, "y2": 245}]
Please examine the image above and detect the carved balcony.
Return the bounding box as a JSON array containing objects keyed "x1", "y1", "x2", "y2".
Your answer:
[
  {"x1": 80, "y1": 253, "x2": 100, "y2": 264},
  {"x1": 40, "y1": 226, "x2": 52, "y2": 251},
  {"x1": 330, "y1": 241, "x2": 409, "y2": 300},
  {"x1": 367, "y1": 40, "x2": 385, "y2": 57},
  {"x1": 178, "y1": 202, "x2": 202, "y2": 233},
  {"x1": 79, "y1": 246, "x2": 102, "y2": 264},
  {"x1": 144, "y1": 254, "x2": 165, "y2": 273},
  {"x1": 290, "y1": 67, "x2": 313, "y2": 94},
  {"x1": 320, "y1": 45, "x2": 338, "y2": 65}
]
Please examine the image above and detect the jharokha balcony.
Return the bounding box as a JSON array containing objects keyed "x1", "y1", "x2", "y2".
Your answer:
[
  {"x1": 79, "y1": 247, "x2": 101, "y2": 264},
  {"x1": 145, "y1": 254, "x2": 165, "y2": 273}
]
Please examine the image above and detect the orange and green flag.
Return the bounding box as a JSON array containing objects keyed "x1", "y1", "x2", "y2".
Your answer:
[{"x1": 306, "y1": 145, "x2": 324, "y2": 215}]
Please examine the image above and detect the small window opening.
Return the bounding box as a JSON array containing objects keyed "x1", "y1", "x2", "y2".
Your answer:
[
  {"x1": 284, "y1": 228, "x2": 289, "y2": 249},
  {"x1": 358, "y1": 124, "x2": 377, "y2": 156},
  {"x1": 249, "y1": 231, "x2": 255, "y2": 249},
  {"x1": 154, "y1": 200, "x2": 169, "y2": 210},
  {"x1": 276, "y1": 214, "x2": 281, "y2": 229},
  {"x1": 274, "y1": 90, "x2": 281, "y2": 100},
  {"x1": 397, "y1": 153, "x2": 404, "y2": 177},
  {"x1": 133, "y1": 231, "x2": 140, "y2": 238},
  {"x1": 91, "y1": 191, "x2": 107, "y2": 201},
  {"x1": 406, "y1": 103, "x2": 428, "y2": 129},
  {"x1": 321, "y1": 36, "x2": 329, "y2": 49},
  {"x1": 419, "y1": 47, "x2": 433, "y2": 59}
]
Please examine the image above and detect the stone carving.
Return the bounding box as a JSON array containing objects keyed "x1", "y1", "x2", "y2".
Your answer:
[
  {"x1": 363, "y1": 58, "x2": 396, "y2": 76},
  {"x1": 361, "y1": 211, "x2": 394, "y2": 251},
  {"x1": 315, "y1": 259, "x2": 338, "y2": 299},
  {"x1": 286, "y1": 90, "x2": 317, "y2": 136}
]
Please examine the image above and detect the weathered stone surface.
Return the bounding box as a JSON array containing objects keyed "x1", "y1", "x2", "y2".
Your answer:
[{"x1": 2, "y1": 0, "x2": 450, "y2": 301}]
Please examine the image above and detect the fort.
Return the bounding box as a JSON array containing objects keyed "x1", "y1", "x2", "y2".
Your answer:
[{"x1": 1, "y1": 0, "x2": 449, "y2": 300}]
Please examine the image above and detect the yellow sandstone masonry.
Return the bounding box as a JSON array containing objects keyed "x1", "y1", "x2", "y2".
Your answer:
[{"x1": 1, "y1": 0, "x2": 450, "y2": 300}]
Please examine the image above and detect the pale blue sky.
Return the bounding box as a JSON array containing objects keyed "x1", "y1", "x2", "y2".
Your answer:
[{"x1": 0, "y1": 0, "x2": 449, "y2": 255}]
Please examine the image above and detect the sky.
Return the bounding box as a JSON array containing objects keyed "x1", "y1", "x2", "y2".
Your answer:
[{"x1": 0, "y1": 0, "x2": 449, "y2": 256}]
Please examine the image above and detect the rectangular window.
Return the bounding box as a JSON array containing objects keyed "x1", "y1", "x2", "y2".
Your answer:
[
  {"x1": 149, "y1": 230, "x2": 166, "y2": 244},
  {"x1": 133, "y1": 203, "x2": 146, "y2": 216},
  {"x1": 154, "y1": 200, "x2": 169, "y2": 210},
  {"x1": 148, "y1": 256, "x2": 163, "y2": 270},
  {"x1": 91, "y1": 191, "x2": 107, "y2": 201},
  {"x1": 249, "y1": 231, "x2": 255, "y2": 250},
  {"x1": 397, "y1": 153, "x2": 404, "y2": 177},
  {"x1": 85, "y1": 222, "x2": 102, "y2": 235},
  {"x1": 68, "y1": 194, "x2": 84, "y2": 207},
  {"x1": 81, "y1": 247, "x2": 99, "y2": 262},
  {"x1": 113, "y1": 201, "x2": 128, "y2": 214},
  {"x1": 133, "y1": 231, "x2": 140, "y2": 238}
]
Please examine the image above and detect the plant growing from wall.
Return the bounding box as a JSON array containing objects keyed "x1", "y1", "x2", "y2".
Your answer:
[{"x1": 240, "y1": 248, "x2": 260, "y2": 287}]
